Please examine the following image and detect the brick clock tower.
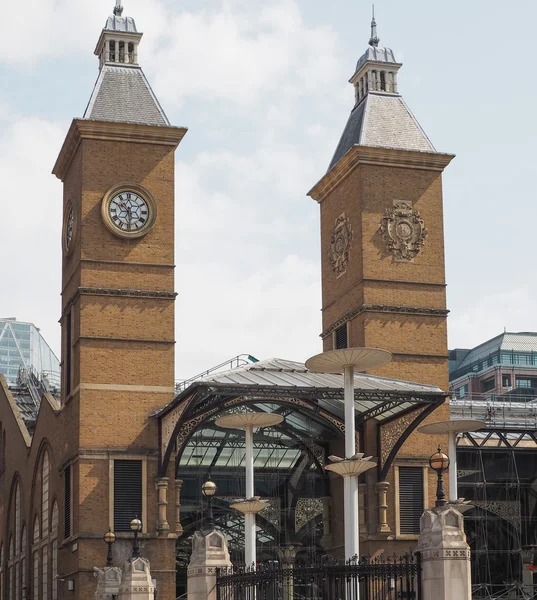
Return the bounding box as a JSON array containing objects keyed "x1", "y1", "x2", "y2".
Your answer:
[
  {"x1": 308, "y1": 15, "x2": 454, "y2": 520},
  {"x1": 52, "y1": 3, "x2": 185, "y2": 597}
]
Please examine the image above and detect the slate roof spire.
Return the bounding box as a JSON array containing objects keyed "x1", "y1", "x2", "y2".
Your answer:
[
  {"x1": 369, "y1": 5, "x2": 380, "y2": 48},
  {"x1": 83, "y1": 2, "x2": 170, "y2": 126},
  {"x1": 327, "y1": 10, "x2": 436, "y2": 171}
]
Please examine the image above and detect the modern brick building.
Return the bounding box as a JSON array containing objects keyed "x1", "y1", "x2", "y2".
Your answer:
[{"x1": 0, "y1": 6, "x2": 455, "y2": 600}]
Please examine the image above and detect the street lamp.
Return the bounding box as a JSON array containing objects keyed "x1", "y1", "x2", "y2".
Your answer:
[
  {"x1": 130, "y1": 518, "x2": 143, "y2": 558},
  {"x1": 429, "y1": 445, "x2": 450, "y2": 507},
  {"x1": 103, "y1": 528, "x2": 116, "y2": 567},
  {"x1": 201, "y1": 478, "x2": 217, "y2": 530}
]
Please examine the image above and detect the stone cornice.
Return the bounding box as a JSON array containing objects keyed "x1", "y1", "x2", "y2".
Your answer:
[
  {"x1": 321, "y1": 303, "x2": 449, "y2": 339},
  {"x1": 308, "y1": 146, "x2": 455, "y2": 204},
  {"x1": 61, "y1": 286, "x2": 177, "y2": 320},
  {"x1": 53, "y1": 119, "x2": 188, "y2": 181}
]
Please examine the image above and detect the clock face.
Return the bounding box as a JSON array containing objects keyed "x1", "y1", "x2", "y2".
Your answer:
[
  {"x1": 101, "y1": 184, "x2": 157, "y2": 239},
  {"x1": 66, "y1": 207, "x2": 75, "y2": 248},
  {"x1": 108, "y1": 191, "x2": 149, "y2": 233},
  {"x1": 63, "y1": 202, "x2": 76, "y2": 256}
]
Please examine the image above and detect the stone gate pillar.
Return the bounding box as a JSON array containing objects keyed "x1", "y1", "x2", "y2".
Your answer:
[
  {"x1": 417, "y1": 506, "x2": 471, "y2": 600},
  {"x1": 187, "y1": 529, "x2": 232, "y2": 600},
  {"x1": 94, "y1": 566, "x2": 122, "y2": 600},
  {"x1": 118, "y1": 557, "x2": 155, "y2": 600}
]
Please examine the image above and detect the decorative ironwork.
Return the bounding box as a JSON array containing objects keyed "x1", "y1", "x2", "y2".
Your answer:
[
  {"x1": 472, "y1": 500, "x2": 521, "y2": 530},
  {"x1": 216, "y1": 554, "x2": 422, "y2": 600},
  {"x1": 159, "y1": 380, "x2": 444, "y2": 475},
  {"x1": 328, "y1": 213, "x2": 354, "y2": 277},
  {"x1": 295, "y1": 498, "x2": 323, "y2": 532},
  {"x1": 379, "y1": 200, "x2": 428, "y2": 261},
  {"x1": 380, "y1": 406, "x2": 428, "y2": 467}
]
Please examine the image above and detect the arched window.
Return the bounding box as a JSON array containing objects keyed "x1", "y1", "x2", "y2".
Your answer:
[
  {"x1": 32, "y1": 518, "x2": 39, "y2": 600},
  {"x1": 2, "y1": 430, "x2": 6, "y2": 473},
  {"x1": 51, "y1": 504, "x2": 58, "y2": 600},
  {"x1": 42, "y1": 452, "x2": 49, "y2": 536},
  {"x1": 21, "y1": 527, "x2": 26, "y2": 600},
  {"x1": 8, "y1": 536, "x2": 14, "y2": 600},
  {"x1": 0, "y1": 544, "x2": 4, "y2": 600}
]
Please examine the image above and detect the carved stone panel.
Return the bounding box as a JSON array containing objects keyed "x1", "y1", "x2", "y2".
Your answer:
[
  {"x1": 328, "y1": 213, "x2": 353, "y2": 277},
  {"x1": 379, "y1": 200, "x2": 428, "y2": 261}
]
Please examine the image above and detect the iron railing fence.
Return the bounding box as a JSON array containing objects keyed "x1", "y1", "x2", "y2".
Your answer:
[
  {"x1": 217, "y1": 554, "x2": 421, "y2": 600},
  {"x1": 472, "y1": 582, "x2": 537, "y2": 599}
]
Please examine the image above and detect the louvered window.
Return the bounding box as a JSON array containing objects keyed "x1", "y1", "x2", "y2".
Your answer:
[
  {"x1": 64, "y1": 466, "x2": 71, "y2": 539},
  {"x1": 114, "y1": 460, "x2": 142, "y2": 532},
  {"x1": 334, "y1": 324, "x2": 348, "y2": 350},
  {"x1": 398, "y1": 467, "x2": 424, "y2": 534}
]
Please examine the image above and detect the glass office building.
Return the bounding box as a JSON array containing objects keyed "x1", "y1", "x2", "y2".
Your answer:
[{"x1": 0, "y1": 318, "x2": 60, "y2": 388}]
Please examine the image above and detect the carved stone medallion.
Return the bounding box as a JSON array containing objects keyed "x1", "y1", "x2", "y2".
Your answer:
[
  {"x1": 328, "y1": 213, "x2": 353, "y2": 277},
  {"x1": 379, "y1": 201, "x2": 428, "y2": 261}
]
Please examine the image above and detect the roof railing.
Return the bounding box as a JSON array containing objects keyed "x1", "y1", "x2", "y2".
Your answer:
[
  {"x1": 451, "y1": 392, "x2": 537, "y2": 429},
  {"x1": 175, "y1": 354, "x2": 259, "y2": 394}
]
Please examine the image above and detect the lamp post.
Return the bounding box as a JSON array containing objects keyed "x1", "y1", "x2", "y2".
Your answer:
[
  {"x1": 305, "y1": 348, "x2": 392, "y2": 563},
  {"x1": 129, "y1": 518, "x2": 143, "y2": 558},
  {"x1": 201, "y1": 478, "x2": 217, "y2": 530},
  {"x1": 429, "y1": 445, "x2": 450, "y2": 507},
  {"x1": 103, "y1": 528, "x2": 116, "y2": 567},
  {"x1": 418, "y1": 419, "x2": 484, "y2": 502},
  {"x1": 216, "y1": 412, "x2": 284, "y2": 569}
]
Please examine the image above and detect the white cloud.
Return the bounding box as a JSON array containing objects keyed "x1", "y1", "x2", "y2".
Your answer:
[
  {"x1": 448, "y1": 287, "x2": 537, "y2": 350},
  {"x1": 147, "y1": 0, "x2": 343, "y2": 109},
  {"x1": 175, "y1": 253, "x2": 321, "y2": 380},
  {"x1": 0, "y1": 116, "x2": 64, "y2": 354}
]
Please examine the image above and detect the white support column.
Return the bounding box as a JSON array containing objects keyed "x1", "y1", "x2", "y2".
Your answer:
[
  {"x1": 448, "y1": 431, "x2": 458, "y2": 502},
  {"x1": 244, "y1": 425, "x2": 256, "y2": 568},
  {"x1": 343, "y1": 366, "x2": 360, "y2": 561}
]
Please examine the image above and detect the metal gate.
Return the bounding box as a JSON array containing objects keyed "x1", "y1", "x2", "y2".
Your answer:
[{"x1": 216, "y1": 554, "x2": 422, "y2": 600}]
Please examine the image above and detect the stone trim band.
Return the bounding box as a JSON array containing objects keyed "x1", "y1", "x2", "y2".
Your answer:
[{"x1": 321, "y1": 303, "x2": 450, "y2": 338}]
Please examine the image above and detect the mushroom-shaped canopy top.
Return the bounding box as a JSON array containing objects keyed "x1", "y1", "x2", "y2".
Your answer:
[
  {"x1": 216, "y1": 413, "x2": 284, "y2": 430},
  {"x1": 306, "y1": 348, "x2": 392, "y2": 374},
  {"x1": 419, "y1": 419, "x2": 485, "y2": 435}
]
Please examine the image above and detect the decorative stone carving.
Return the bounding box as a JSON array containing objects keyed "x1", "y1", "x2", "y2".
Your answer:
[
  {"x1": 328, "y1": 213, "x2": 353, "y2": 277},
  {"x1": 379, "y1": 200, "x2": 428, "y2": 261}
]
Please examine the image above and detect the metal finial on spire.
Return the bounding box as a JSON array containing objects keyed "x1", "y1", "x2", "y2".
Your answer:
[
  {"x1": 113, "y1": 0, "x2": 124, "y2": 17},
  {"x1": 369, "y1": 4, "x2": 380, "y2": 47}
]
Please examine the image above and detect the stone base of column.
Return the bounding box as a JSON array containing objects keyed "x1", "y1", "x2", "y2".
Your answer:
[
  {"x1": 417, "y1": 506, "x2": 472, "y2": 600},
  {"x1": 187, "y1": 529, "x2": 232, "y2": 600}
]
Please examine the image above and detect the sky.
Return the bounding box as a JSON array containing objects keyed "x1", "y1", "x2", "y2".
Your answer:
[{"x1": 1, "y1": 0, "x2": 536, "y2": 382}]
